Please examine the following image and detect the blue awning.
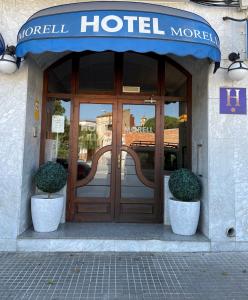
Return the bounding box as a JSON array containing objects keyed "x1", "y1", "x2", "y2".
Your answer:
[
  {"x1": 16, "y1": 1, "x2": 221, "y2": 62},
  {"x1": 0, "y1": 34, "x2": 5, "y2": 55}
]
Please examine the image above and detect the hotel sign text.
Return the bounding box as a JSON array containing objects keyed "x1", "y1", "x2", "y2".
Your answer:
[{"x1": 17, "y1": 11, "x2": 220, "y2": 49}]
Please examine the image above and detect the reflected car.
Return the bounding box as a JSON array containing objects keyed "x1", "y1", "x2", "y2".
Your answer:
[{"x1": 56, "y1": 158, "x2": 91, "y2": 180}]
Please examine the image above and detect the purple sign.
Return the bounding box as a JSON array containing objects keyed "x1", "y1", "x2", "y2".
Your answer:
[{"x1": 220, "y1": 88, "x2": 247, "y2": 115}]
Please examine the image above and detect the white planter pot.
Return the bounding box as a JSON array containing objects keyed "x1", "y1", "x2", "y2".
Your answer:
[
  {"x1": 169, "y1": 198, "x2": 200, "y2": 236},
  {"x1": 31, "y1": 194, "x2": 64, "y2": 232}
]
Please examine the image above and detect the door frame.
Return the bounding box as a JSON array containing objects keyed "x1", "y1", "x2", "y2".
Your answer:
[
  {"x1": 40, "y1": 51, "x2": 192, "y2": 223},
  {"x1": 68, "y1": 95, "x2": 163, "y2": 222}
]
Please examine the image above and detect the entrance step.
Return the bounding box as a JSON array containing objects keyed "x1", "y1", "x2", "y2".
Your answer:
[{"x1": 17, "y1": 223, "x2": 210, "y2": 252}]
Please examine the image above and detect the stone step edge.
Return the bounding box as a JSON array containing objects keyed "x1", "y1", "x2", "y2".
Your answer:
[{"x1": 16, "y1": 239, "x2": 210, "y2": 252}]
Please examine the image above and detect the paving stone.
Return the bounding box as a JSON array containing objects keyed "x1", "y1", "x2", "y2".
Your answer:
[{"x1": 0, "y1": 252, "x2": 248, "y2": 299}]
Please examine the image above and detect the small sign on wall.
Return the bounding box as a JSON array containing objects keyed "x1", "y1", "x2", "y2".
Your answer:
[
  {"x1": 220, "y1": 88, "x2": 247, "y2": 115},
  {"x1": 34, "y1": 98, "x2": 39, "y2": 121},
  {"x1": 52, "y1": 115, "x2": 65, "y2": 133}
]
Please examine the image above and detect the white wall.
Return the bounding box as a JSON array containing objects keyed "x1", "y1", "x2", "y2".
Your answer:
[
  {"x1": 19, "y1": 59, "x2": 43, "y2": 234},
  {"x1": 0, "y1": 57, "x2": 42, "y2": 249},
  {"x1": 191, "y1": 60, "x2": 209, "y2": 237},
  {"x1": 170, "y1": 56, "x2": 210, "y2": 236},
  {"x1": 0, "y1": 65, "x2": 29, "y2": 250},
  {"x1": 208, "y1": 66, "x2": 248, "y2": 250}
]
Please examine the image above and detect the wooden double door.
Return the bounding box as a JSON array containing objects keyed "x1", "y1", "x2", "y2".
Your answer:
[{"x1": 69, "y1": 97, "x2": 163, "y2": 222}]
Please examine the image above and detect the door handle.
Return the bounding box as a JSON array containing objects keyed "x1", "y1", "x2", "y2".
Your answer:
[{"x1": 117, "y1": 153, "x2": 121, "y2": 169}]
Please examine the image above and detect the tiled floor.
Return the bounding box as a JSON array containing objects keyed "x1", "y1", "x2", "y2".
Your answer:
[{"x1": 0, "y1": 252, "x2": 248, "y2": 299}]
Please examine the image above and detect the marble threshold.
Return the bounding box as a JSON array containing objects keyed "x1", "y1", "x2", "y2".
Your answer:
[{"x1": 17, "y1": 223, "x2": 210, "y2": 252}]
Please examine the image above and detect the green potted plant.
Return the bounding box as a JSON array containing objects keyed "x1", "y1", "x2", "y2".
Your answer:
[
  {"x1": 31, "y1": 161, "x2": 67, "y2": 232},
  {"x1": 168, "y1": 168, "x2": 201, "y2": 235}
]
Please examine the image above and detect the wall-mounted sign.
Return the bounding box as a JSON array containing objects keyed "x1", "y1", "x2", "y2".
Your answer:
[
  {"x1": 220, "y1": 88, "x2": 247, "y2": 115},
  {"x1": 34, "y1": 98, "x2": 39, "y2": 121},
  {"x1": 52, "y1": 115, "x2": 65, "y2": 133}
]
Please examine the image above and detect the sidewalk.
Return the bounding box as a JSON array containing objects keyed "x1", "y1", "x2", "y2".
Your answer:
[{"x1": 0, "y1": 252, "x2": 248, "y2": 300}]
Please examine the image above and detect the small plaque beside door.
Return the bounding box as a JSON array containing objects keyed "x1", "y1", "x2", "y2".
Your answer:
[{"x1": 122, "y1": 86, "x2": 140, "y2": 93}]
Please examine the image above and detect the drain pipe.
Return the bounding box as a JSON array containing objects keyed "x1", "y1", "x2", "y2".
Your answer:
[{"x1": 226, "y1": 227, "x2": 236, "y2": 237}]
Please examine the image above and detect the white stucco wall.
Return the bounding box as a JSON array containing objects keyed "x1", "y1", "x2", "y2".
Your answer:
[
  {"x1": 18, "y1": 59, "x2": 43, "y2": 235},
  {"x1": 208, "y1": 64, "x2": 248, "y2": 250},
  {"x1": 0, "y1": 65, "x2": 29, "y2": 250},
  {"x1": 0, "y1": 0, "x2": 248, "y2": 250},
  {"x1": 170, "y1": 55, "x2": 210, "y2": 237}
]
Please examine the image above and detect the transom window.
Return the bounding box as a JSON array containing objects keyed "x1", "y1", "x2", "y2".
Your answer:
[
  {"x1": 79, "y1": 52, "x2": 115, "y2": 92},
  {"x1": 46, "y1": 51, "x2": 189, "y2": 96}
]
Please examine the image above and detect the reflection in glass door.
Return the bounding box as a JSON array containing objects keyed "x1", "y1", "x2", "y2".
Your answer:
[
  {"x1": 116, "y1": 103, "x2": 159, "y2": 222},
  {"x1": 74, "y1": 103, "x2": 114, "y2": 222},
  {"x1": 164, "y1": 100, "x2": 188, "y2": 172},
  {"x1": 44, "y1": 97, "x2": 71, "y2": 167}
]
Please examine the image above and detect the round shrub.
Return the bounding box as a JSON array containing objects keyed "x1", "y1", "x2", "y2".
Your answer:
[
  {"x1": 168, "y1": 168, "x2": 201, "y2": 202},
  {"x1": 34, "y1": 162, "x2": 67, "y2": 194}
]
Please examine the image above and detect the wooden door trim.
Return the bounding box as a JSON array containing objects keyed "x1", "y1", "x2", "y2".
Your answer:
[
  {"x1": 155, "y1": 99, "x2": 163, "y2": 221},
  {"x1": 114, "y1": 100, "x2": 122, "y2": 219},
  {"x1": 67, "y1": 96, "x2": 79, "y2": 221},
  {"x1": 75, "y1": 95, "x2": 117, "y2": 102},
  {"x1": 75, "y1": 197, "x2": 111, "y2": 203},
  {"x1": 120, "y1": 198, "x2": 154, "y2": 204}
]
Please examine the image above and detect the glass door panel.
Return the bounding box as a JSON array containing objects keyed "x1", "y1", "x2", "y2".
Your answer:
[
  {"x1": 121, "y1": 151, "x2": 154, "y2": 199},
  {"x1": 121, "y1": 104, "x2": 156, "y2": 181},
  {"x1": 74, "y1": 103, "x2": 114, "y2": 221},
  {"x1": 117, "y1": 103, "x2": 157, "y2": 221},
  {"x1": 164, "y1": 101, "x2": 188, "y2": 172},
  {"x1": 45, "y1": 97, "x2": 71, "y2": 169},
  {"x1": 77, "y1": 151, "x2": 111, "y2": 198}
]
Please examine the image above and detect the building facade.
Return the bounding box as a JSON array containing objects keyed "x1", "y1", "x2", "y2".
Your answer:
[{"x1": 0, "y1": 0, "x2": 248, "y2": 251}]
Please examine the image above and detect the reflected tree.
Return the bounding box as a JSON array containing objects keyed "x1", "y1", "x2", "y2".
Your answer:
[
  {"x1": 144, "y1": 116, "x2": 179, "y2": 132},
  {"x1": 78, "y1": 129, "x2": 98, "y2": 162}
]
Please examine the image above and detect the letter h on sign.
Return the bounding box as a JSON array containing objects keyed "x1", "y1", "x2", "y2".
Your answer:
[{"x1": 220, "y1": 87, "x2": 246, "y2": 114}]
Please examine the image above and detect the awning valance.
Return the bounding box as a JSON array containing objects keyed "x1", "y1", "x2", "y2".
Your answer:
[
  {"x1": 0, "y1": 34, "x2": 5, "y2": 55},
  {"x1": 16, "y1": 1, "x2": 221, "y2": 62}
]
